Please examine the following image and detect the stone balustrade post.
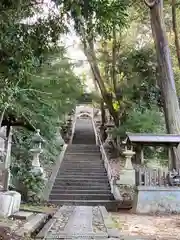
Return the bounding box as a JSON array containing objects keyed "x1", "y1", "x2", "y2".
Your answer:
[{"x1": 103, "y1": 122, "x2": 114, "y2": 147}]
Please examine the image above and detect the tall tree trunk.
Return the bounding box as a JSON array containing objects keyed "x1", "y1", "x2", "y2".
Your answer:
[
  {"x1": 83, "y1": 38, "x2": 119, "y2": 126},
  {"x1": 172, "y1": 0, "x2": 180, "y2": 68},
  {"x1": 100, "y1": 99, "x2": 107, "y2": 141},
  {"x1": 145, "y1": 0, "x2": 180, "y2": 168},
  {"x1": 112, "y1": 24, "x2": 117, "y2": 93}
]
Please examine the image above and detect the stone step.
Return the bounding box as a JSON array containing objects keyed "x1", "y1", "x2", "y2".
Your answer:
[
  {"x1": 66, "y1": 148, "x2": 100, "y2": 153},
  {"x1": 58, "y1": 171, "x2": 107, "y2": 176},
  {"x1": 67, "y1": 145, "x2": 99, "y2": 149},
  {"x1": 54, "y1": 178, "x2": 110, "y2": 183},
  {"x1": 60, "y1": 166, "x2": 106, "y2": 173},
  {"x1": 72, "y1": 136, "x2": 96, "y2": 145},
  {"x1": 56, "y1": 174, "x2": 108, "y2": 179},
  {"x1": 48, "y1": 200, "x2": 120, "y2": 211},
  {"x1": 60, "y1": 164, "x2": 105, "y2": 169},
  {"x1": 50, "y1": 189, "x2": 111, "y2": 194},
  {"x1": 51, "y1": 185, "x2": 111, "y2": 190},
  {"x1": 62, "y1": 163, "x2": 103, "y2": 166},
  {"x1": 63, "y1": 156, "x2": 101, "y2": 160},
  {"x1": 67, "y1": 144, "x2": 99, "y2": 148},
  {"x1": 62, "y1": 158, "x2": 102, "y2": 162},
  {"x1": 15, "y1": 213, "x2": 48, "y2": 236},
  {"x1": 49, "y1": 193, "x2": 114, "y2": 200},
  {"x1": 62, "y1": 159, "x2": 104, "y2": 166},
  {"x1": 65, "y1": 154, "x2": 101, "y2": 158},
  {"x1": 59, "y1": 169, "x2": 107, "y2": 173},
  {"x1": 53, "y1": 182, "x2": 111, "y2": 188},
  {"x1": 66, "y1": 149, "x2": 100, "y2": 153},
  {"x1": 63, "y1": 157, "x2": 102, "y2": 161},
  {"x1": 66, "y1": 147, "x2": 99, "y2": 150},
  {"x1": 61, "y1": 163, "x2": 104, "y2": 167}
]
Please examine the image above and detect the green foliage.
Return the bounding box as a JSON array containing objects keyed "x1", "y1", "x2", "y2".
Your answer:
[
  {"x1": 0, "y1": 1, "x2": 84, "y2": 200},
  {"x1": 55, "y1": 0, "x2": 130, "y2": 38},
  {"x1": 10, "y1": 128, "x2": 58, "y2": 201},
  {"x1": 8, "y1": 45, "x2": 82, "y2": 199},
  {"x1": 113, "y1": 106, "x2": 165, "y2": 138}
]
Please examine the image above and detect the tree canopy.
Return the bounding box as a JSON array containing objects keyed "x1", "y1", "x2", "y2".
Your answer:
[{"x1": 2, "y1": 0, "x2": 180, "y2": 192}]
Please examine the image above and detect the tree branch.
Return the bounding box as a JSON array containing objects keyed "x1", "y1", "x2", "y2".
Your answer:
[{"x1": 2, "y1": 118, "x2": 34, "y2": 131}]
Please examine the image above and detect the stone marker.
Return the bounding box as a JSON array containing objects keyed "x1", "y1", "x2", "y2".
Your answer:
[{"x1": 0, "y1": 191, "x2": 21, "y2": 217}]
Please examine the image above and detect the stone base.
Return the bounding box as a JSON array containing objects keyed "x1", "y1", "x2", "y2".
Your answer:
[
  {"x1": 0, "y1": 191, "x2": 21, "y2": 217},
  {"x1": 132, "y1": 186, "x2": 180, "y2": 214},
  {"x1": 117, "y1": 169, "x2": 135, "y2": 185},
  {"x1": 112, "y1": 185, "x2": 123, "y2": 201},
  {"x1": 31, "y1": 166, "x2": 44, "y2": 176}
]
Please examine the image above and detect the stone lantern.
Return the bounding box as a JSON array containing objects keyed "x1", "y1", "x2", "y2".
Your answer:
[
  {"x1": 123, "y1": 147, "x2": 135, "y2": 170},
  {"x1": 103, "y1": 122, "x2": 115, "y2": 159},
  {"x1": 117, "y1": 147, "x2": 136, "y2": 186},
  {"x1": 103, "y1": 122, "x2": 114, "y2": 148},
  {"x1": 30, "y1": 129, "x2": 45, "y2": 176},
  {"x1": 67, "y1": 118, "x2": 72, "y2": 128},
  {"x1": 56, "y1": 127, "x2": 65, "y2": 147}
]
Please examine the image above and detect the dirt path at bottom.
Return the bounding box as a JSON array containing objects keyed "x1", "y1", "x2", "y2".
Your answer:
[{"x1": 111, "y1": 212, "x2": 180, "y2": 240}]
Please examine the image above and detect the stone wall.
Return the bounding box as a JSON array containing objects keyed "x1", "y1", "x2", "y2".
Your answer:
[{"x1": 133, "y1": 186, "x2": 180, "y2": 214}]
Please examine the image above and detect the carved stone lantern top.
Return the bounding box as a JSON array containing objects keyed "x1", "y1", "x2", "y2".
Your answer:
[
  {"x1": 105, "y1": 121, "x2": 114, "y2": 129},
  {"x1": 122, "y1": 149, "x2": 135, "y2": 157},
  {"x1": 30, "y1": 129, "x2": 45, "y2": 154},
  {"x1": 31, "y1": 129, "x2": 45, "y2": 144}
]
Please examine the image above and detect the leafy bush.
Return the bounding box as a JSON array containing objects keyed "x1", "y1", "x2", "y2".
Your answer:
[
  {"x1": 113, "y1": 106, "x2": 166, "y2": 138},
  {"x1": 113, "y1": 106, "x2": 168, "y2": 165}
]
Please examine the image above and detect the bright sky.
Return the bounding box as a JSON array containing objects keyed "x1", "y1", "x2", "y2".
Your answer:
[{"x1": 24, "y1": 0, "x2": 94, "y2": 92}]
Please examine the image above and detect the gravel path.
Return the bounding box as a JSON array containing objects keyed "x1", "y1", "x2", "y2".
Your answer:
[{"x1": 111, "y1": 212, "x2": 180, "y2": 240}]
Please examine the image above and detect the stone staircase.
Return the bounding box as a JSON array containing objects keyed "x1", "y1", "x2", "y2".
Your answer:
[{"x1": 49, "y1": 118, "x2": 118, "y2": 210}]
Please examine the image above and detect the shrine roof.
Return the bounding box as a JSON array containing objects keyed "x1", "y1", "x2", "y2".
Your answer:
[{"x1": 124, "y1": 132, "x2": 180, "y2": 146}]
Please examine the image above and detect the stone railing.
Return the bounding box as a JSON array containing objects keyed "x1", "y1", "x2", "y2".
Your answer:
[
  {"x1": 135, "y1": 167, "x2": 180, "y2": 186},
  {"x1": 42, "y1": 143, "x2": 68, "y2": 201},
  {"x1": 132, "y1": 168, "x2": 180, "y2": 214},
  {"x1": 91, "y1": 117, "x2": 99, "y2": 145},
  {"x1": 69, "y1": 114, "x2": 76, "y2": 144},
  {"x1": 93, "y1": 121, "x2": 122, "y2": 200}
]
